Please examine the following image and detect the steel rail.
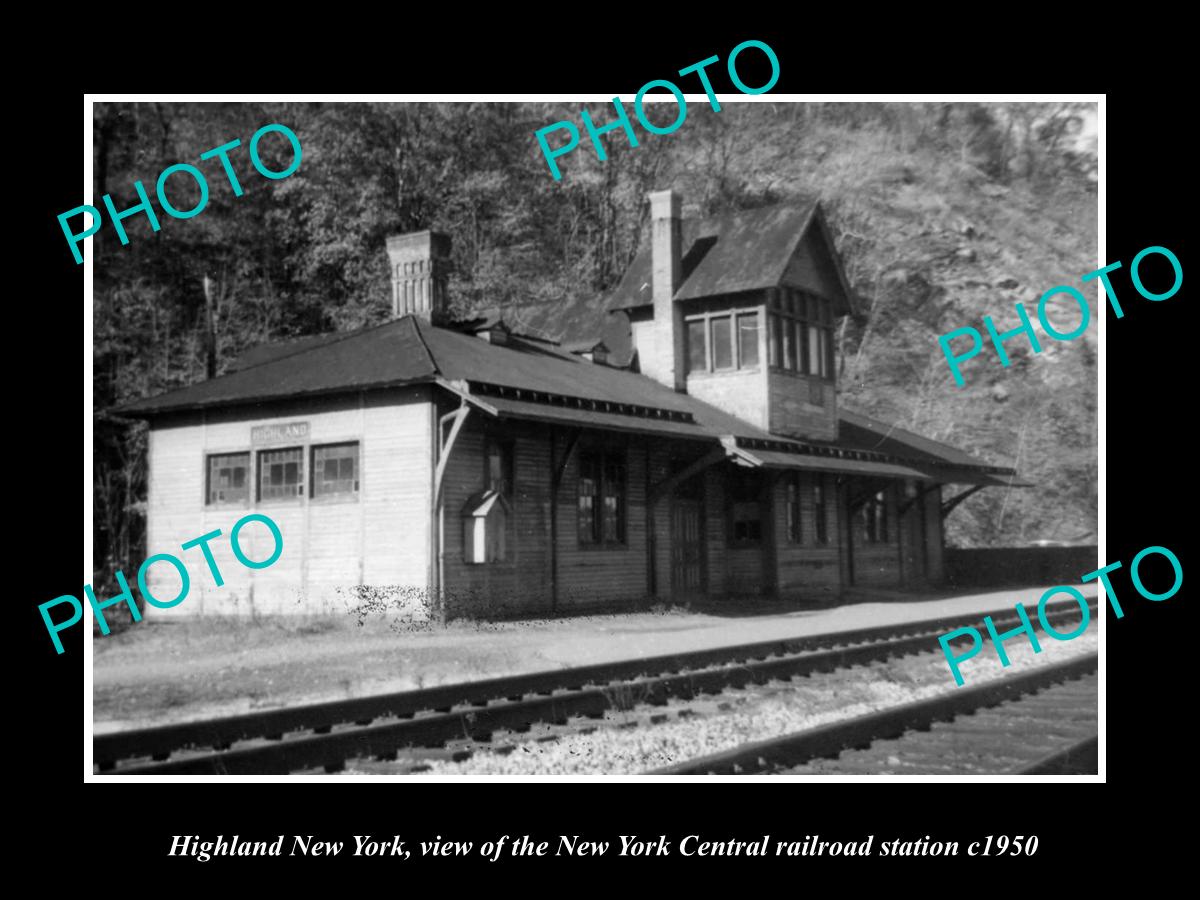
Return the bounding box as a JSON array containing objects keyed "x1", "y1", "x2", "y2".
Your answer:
[
  {"x1": 97, "y1": 602, "x2": 1095, "y2": 775},
  {"x1": 651, "y1": 652, "x2": 1098, "y2": 775},
  {"x1": 1013, "y1": 735, "x2": 1098, "y2": 775}
]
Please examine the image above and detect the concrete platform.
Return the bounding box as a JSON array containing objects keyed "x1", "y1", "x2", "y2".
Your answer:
[{"x1": 530, "y1": 584, "x2": 1098, "y2": 667}]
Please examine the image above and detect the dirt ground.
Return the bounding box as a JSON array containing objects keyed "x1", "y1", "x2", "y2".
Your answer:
[{"x1": 92, "y1": 585, "x2": 1098, "y2": 731}]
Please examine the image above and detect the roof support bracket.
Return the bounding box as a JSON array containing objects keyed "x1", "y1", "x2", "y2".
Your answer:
[
  {"x1": 848, "y1": 477, "x2": 892, "y2": 512},
  {"x1": 434, "y1": 401, "x2": 470, "y2": 505},
  {"x1": 941, "y1": 484, "x2": 985, "y2": 520},
  {"x1": 649, "y1": 446, "x2": 728, "y2": 506},
  {"x1": 552, "y1": 428, "x2": 581, "y2": 492},
  {"x1": 435, "y1": 377, "x2": 499, "y2": 416}
]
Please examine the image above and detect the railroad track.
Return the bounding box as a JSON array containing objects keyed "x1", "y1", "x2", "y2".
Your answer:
[
  {"x1": 653, "y1": 652, "x2": 1098, "y2": 775},
  {"x1": 94, "y1": 600, "x2": 1095, "y2": 775}
]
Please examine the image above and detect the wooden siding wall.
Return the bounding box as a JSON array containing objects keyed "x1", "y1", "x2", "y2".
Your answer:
[
  {"x1": 440, "y1": 420, "x2": 709, "y2": 617},
  {"x1": 769, "y1": 224, "x2": 845, "y2": 441},
  {"x1": 439, "y1": 418, "x2": 554, "y2": 617},
  {"x1": 773, "y1": 472, "x2": 841, "y2": 601},
  {"x1": 440, "y1": 422, "x2": 763, "y2": 616},
  {"x1": 648, "y1": 444, "x2": 674, "y2": 599},
  {"x1": 143, "y1": 385, "x2": 951, "y2": 620},
  {"x1": 144, "y1": 388, "x2": 433, "y2": 618},
  {"x1": 767, "y1": 373, "x2": 837, "y2": 440},
  {"x1": 554, "y1": 430, "x2": 650, "y2": 611},
  {"x1": 847, "y1": 483, "x2": 902, "y2": 587},
  {"x1": 899, "y1": 492, "x2": 925, "y2": 587},
  {"x1": 703, "y1": 466, "x2": 727, "y2": 596},
  {"x1": 925, "y1": 486, "x2": 945, "y2": 584},
  {"x1": 722, "y1": 464, "x2": 765, "y2": 596},
  {"x1": 845, "y1": 481, "x2": 950, "y2": 590},
  {"x1": 782, "y1": 228, "x2": 845, "y2": 309}
]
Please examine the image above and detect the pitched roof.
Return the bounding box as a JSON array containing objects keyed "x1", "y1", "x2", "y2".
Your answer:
[
  {"x1": 826, "y1": 408, "x2": 1021, "y2": 485},
  {"x1": 606, "y1": 199, "x2": 853, "y2": 312},
  {"x1": 225, "y1": 332, "x2": 356, "y2": 373},
  {"x1": 114, "y1": 316, "x2": 778, "y2": 445},
  {"x1": 835, "y1": 408, "x2": 994, "y2": 469},
  {"x1": 114, "y1": 322, "x2": 1010, "y2": 481},
  {"x1": 740, "y1": 449, "x2": 934, "y2": 482},
  {"x1": 116, "y1": 317, "x2": 438, "y2": 415}
]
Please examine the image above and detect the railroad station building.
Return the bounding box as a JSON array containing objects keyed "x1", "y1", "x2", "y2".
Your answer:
[{"x1": 117, "y1": 190, "x2": 1019, "y2": 619}]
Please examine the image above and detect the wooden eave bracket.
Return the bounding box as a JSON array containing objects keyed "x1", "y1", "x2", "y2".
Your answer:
[
  {"x1": 435, "y1": 377, "x2": 499, "y2": 417},
  {"x1": 941, "y1": 484, "x2": 985, "y2": 519},
  {"x1": 648, "y1": 437, "x2": 743, "y2": 505},
  {"x1": 848, "y1": 477, "x2": 893, "y2": 511},
  {"x1": 552, "y1": 428, "x2": 581, "y2": 492},
  {"x1": 434, "y1": 401, "x2": 470, "y2": 505}
]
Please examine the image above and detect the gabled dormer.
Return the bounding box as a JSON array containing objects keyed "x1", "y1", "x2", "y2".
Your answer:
[{"x1": 608, "y1": 191, "x2": 857, "y2": 442}]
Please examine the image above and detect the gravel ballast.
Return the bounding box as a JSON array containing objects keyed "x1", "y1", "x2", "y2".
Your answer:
[{"x1": 388, "y1": 633, "x2": 1099, "y2": 776}]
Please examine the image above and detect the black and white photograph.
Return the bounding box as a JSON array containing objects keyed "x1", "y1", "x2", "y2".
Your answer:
[{"x1": 83, "y1": 97, "x2": 1101, "y2": 779}]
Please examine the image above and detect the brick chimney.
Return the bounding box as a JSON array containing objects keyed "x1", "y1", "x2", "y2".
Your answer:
[
  {"x1": 386, "y1": 231, "x2": 451, "y2": 321},
  {"x1": 649, "y1": 189, "x2": 686, "y2": 392}
]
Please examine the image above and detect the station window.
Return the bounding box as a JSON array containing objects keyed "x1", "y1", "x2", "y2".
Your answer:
[
  {"x1": 258, "y1": 446, "x2": 303, "y2": 501},
  {"x1": 771, "y1": 288, "x2": 836, "y2": 380},
  {"x1": 862, "y1": 490, "x2": 889, "y2": 543},
  {"x1": 578, "y1": 448, "x2": 627, "y2": 546},
  {"x1": 206, "y1": 452, "x2": 249, "y2": 505},
  {"x1": 785, "y1": 473, "x2": 802, "y2": 544},
  {"x1": 738, "y1": 313, "x2": 759, "y2": 368},
  {"x1": 711, "y1": 316, "x2": 733, "y2": 370},
  {"x1": 813, "y1": 477, "x2": 829, "y2": 544},
  {"x1": 686, "y1": 309, "x2": 760, "y2": 374},
  {"x1": 687, "y1": 319, "x2": 707, "y2": 372},
  {"x1": 312, "y1": 442, "x2": 359, "y2": 498}
]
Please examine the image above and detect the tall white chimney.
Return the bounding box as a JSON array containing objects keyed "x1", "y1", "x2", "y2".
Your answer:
[
  {"x1": 649, "y1": 189, "x2": 686, "y2": 392},
  {"x1": 386, "y1": 230, "x2": 451, "y2": 321}
]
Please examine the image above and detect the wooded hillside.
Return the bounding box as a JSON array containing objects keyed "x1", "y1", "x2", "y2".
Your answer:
[{"x1": 92, "y1": 101, "x2": 1098, "y2": 577}]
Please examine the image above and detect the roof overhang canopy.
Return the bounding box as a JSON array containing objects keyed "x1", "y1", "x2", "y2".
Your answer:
[{"x1": 729, "y1": 445, "x2": 933, "y2": 481}]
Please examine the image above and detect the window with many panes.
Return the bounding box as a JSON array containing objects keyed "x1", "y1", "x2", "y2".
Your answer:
[
  {"x1": 861, "y1": 490, "x2": 889, "y2": 544},
  {"x1": 728, "y1": 469, "x2": 763, "y2": 546},
  {"x1": 768, "y1": 289, "x2": 835, "y2": 380},
  {"x1": 685, "y1": 309, "x2": 760, "y2": 374},
  {"x1": 312, "y1": 442, "x2": 359, "y2": 498},
  {"x1": 578, "y1": 448, "x2": 626, "y2": 546},
  {"x1": 258, "y1": 446, "x2": 303, "y2": 501},
  {"x1": 813, "y1": 477, "x2": 829, "y2": 544},
  {"x1": 207, "y1": 452, "x2": 250, "y2": 505},
  {"x1": 785, "y1": 473, "x2": 802, "y2": 543}
]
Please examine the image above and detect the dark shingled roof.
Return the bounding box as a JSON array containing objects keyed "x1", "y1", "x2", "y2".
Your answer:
[
  {"x1": 835, "y1": 408, "x2": 994, "y2": 469},
  {"x1": 225, "y1": 332, "x2": 356, "y2": 373},
  {"x1": 606, "y1": 199, "x2": 853, "y2": 313},
  {"x1": 117, "y1": 318, "x2": 438, "y2": 415},
  {"x1": 114, "y1": 319, "x2": 1009, "y2": 479},
  {"x1": 829, "y1": 408, "x2": 1020, "y2": 485},
  {"x1": 114, "y1": 317, "x2": 776, "y2": 444},
  {"x1": 480, "y1": 394, "x2": 764, "y2": 442},
  {"x1": 740, "y1": 449, "x2": 934, "y2": 482}
]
